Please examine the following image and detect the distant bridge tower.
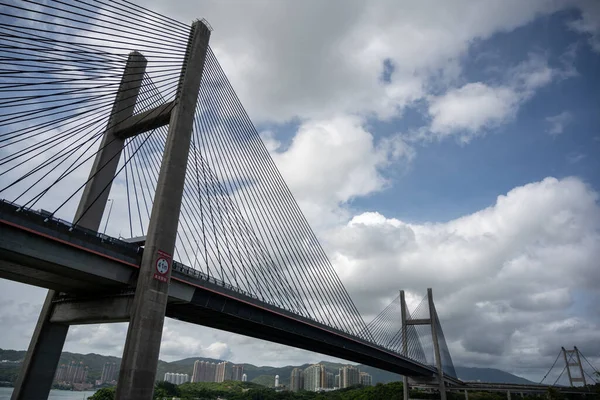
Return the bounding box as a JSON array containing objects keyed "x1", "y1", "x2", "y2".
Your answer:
[
  {"x1": 562, "y1": 347, "x2": 587, "y2": 387},
  {"x1": 400, "y1": 288, "x2": 448, "y2": 400}
]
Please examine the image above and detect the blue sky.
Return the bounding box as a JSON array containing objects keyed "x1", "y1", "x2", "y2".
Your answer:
[{"x1": 343, "y1": 9, "x2": 600, "y2": 223}]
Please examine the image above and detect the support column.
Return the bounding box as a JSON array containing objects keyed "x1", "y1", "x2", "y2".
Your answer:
[
  {"x1": 574, "y1": 347, "x2": 587, "y2": 386},
  {"x1": 75, "y1": 52, "x2": 147, "y2": 231},
  {"x1": 464, "y1": 389, "x2": 468, "y2": 400},
  {"x1": 428, "y1": 288, "x2": 447, "y2": 400},
  {"x1": 507, "y1": 390, "x2": 511, "y2": 400},
  {"x1": 400, "y1": 290, "x2": 409, "y2": 400},
  {"x1": 115, "y1": 20, "x2": 210, "y2": 400},
  {"x1": 11, "y1": 52, "x2": 147, "y2": 400}
]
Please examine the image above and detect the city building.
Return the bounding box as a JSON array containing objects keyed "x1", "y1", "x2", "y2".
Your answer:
[
  {"x1": 325, "y1": 372, "x2": 334, "y2": 389},
  {"x1": 57, "y1": 360, "x2": 89, "y2": 384},
  {"x1": 242, "y1": 373, "x2": 247, "y2": 382},
  {"x1": 360, "y1": 372, "x2": 372, "y2": 386},
  {"x1": 192, "y1": 360, "x2": 201, "y2": 383},
  {"x1": 303, "y1": 364, "x2": 324, "y2": 391},
  {"x1": 66, "y1": 361, "x2": 77, "y2": 383},
  {"x1": 290, "y1": 368, "x2": 303, "y2": 392},
  {"x1": 191, "y1": 361, "x2": 217, "y2": 382},
  {"x1": 274, "y1": 374, "x2": 279, "y2": 387},
  {"x1": 100, "y1": 362, "x2": 118, "y2": 384},
  {"x1": 215, "y1": 361, "x2": 233, "y2": 382},
  {"x1": 232, "y1": 364, "x2": 244, "y2": 381},
  {"x1": 164, "y1": 372, "x2": 189, "y2": 385},
  {"x1": 334, "y1": 374, "x2": 340, "y2": 388},
  {"x1": 339, "y1": 365, "x2": 360, "y2": 388},
  {"x1": 54, "y1": 364, "x2": 67, "y2": 383},
  {"x1": 205, "y1": 362, "x2": 217, "y2": 382}
]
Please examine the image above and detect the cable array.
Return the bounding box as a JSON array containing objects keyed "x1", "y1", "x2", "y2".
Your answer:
[
  {"x1": 363, "y1": 294, "x2": 458, "y2": 378},
  {"x1": 0, "y1": 0, "x2": 186, "y2": 217},
  {"x1": 1, "y1": 1, "x2": 374, "y2": 341},
  {"x1": 540, "y1": 348, "x2": 599, "y2": 387}
]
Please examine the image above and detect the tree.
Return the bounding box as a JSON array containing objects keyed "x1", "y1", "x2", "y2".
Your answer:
[
  {"x1": 88, "y1": 387, "x2": 116, "y2": 400},
  {"x1": 154, "y1": 380, "x2": 181, "y2": 399}
]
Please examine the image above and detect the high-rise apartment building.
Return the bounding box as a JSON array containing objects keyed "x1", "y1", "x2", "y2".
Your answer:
[
  {"x1": 242, "y1": 373, "x2": 247, "y2": 382},
  {"x1": 359, "y1": 372, "x2": 372, "y2": 386},
  {"x1": 163, "y1": 373, "x2": 189, "y2": 385},
  {"x1": 334, "y1": 374, "x2": 340, "y2": 388},
  {"x1": 215, "y1": 361, "x2": 233, "y2": 382},
  {"x1": 325, "y1": 372, "x2": 334, "y2": 389},
  {"x1": 192, "y1": 360, "x2": 201, "y2": 383},
  {"x1": 303, "y1": 364, "x2": 324, "y2": 391},
  {"x1": 191, "y1": 361, "x2": 218, "y2": 382},
  {"x1": 74, "y1": 362, "x2": 84, "y2": 383},
  {"x1": 290, "y1": 368, "x2": 304, "y2": 392},
  {"x1": 66, "y1": 361, "x2": 77, "y2": 383},
  {"x1": 232, "y1": 365, "x2": 244, "y2": 381},
  {"x1": 57, "y1": 360, "x2": 89, "y2": 384},
  {"x1": 206, "y1": 362, "x2": 217, "y2": 382},
  {"x1": 100, "y1": 362, "x2": 118, "y2": 384},
  {"x1": 54, "y1": 364, "x2": 67, "y2": 382},
  {"x1": 339, "y1": 365, "x2": 360, "y2": 388}
]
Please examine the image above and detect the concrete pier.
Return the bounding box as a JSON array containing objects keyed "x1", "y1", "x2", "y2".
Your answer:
[{"x1": 115, "y1": 20, "x2": 211, "y2": 400}]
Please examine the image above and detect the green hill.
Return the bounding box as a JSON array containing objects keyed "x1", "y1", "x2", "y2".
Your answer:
[{"x1": 0, "y1": 348, "x2": 534, "y2": 387}]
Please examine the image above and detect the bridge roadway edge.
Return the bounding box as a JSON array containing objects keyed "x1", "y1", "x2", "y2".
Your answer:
[{"x1": 0, "y1": 208, "x2": 440, "y2": 379}]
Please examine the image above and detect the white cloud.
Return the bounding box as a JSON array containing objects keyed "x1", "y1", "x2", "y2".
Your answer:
[
  {"x1": 326, "y1": 177, "x2": 600, "y2": 375},
  {"x1": 270, "y1": 115, "x2": 414, "y2": 228},
  {"x1": 546, "y1": 111, "x2": 573, "y2": 136},
  {"x1": 428, "y1": 83, "x2": 519, "y2": 142},
  {"x1": 139, "y1": 0, "x2": 568, "y2": 124},
  {"x1": 425, "y1": 54, "x2": 563, "y2": 142}
]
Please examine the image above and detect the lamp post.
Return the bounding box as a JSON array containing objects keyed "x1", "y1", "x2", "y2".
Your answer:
[{"x1": 103, "y1": 199, "x2": 114, "y2": 234}]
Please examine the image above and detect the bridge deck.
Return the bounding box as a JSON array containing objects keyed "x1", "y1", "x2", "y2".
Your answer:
[{"x1": 0, "y1": 200, "x2": 443, "y2": 379}]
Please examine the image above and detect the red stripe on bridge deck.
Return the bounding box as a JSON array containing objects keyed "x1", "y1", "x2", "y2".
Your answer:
[
  {"x1": 0, "y1": 218, "x2": 433, "y2": 374},
  {"x1": 0, "y1": 218, "x2": 141, "y2": 269}
]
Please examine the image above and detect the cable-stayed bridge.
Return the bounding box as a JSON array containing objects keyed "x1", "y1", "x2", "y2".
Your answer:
[
  {"x1": 3, "y1": 2, "x2": 597, "y2": 400},
  {"x1": 0, "y1": 2, "x2": 459, "y2": 398}
]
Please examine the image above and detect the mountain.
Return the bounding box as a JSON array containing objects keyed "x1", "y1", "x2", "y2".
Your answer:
[
  {"x1": 455, "y1": 367, "x2": 534, "y2": 384},
  {"x1": 0, "y1": 348, "x2": 533, "y2": 386}
]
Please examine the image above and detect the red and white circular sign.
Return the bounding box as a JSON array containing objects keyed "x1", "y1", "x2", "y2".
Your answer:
[{"x1": 155, "y1": 257, "x2": 170, "y2": 275}]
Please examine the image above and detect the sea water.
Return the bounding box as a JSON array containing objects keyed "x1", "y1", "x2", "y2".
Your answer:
[{"x1": 0, "y1": 387, "x2": 97, "y2": 400}]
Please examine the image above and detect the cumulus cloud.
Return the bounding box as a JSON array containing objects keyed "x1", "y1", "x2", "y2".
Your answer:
[
  {"x1": 140, "y1": 0, "x2": 569, "y2": 123},
  {"x1": 425, "y1": 54, "x2": 563, "y2": 142},
  {"x1": 270, "y1": 115, "x2": 414, "y2": 228},
  {"x1": 427, "y1": 83, "x2": 519, "y2": 141},
  {"x1": 326, "y1": 177, "x2": 600, "y2": 375}
]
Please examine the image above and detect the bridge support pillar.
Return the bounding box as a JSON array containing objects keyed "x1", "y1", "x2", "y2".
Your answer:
[
  {"x1": 10, "y1": 291, "x2": 68, "y2": 400},
  {"x1": 464, "y1": 389, "x2": 469, "y2": 399},
  {"x1": 11, "y1": 52, "x2": 147, "y2": 400},
  {"x1": 115, "y1": 20, "x2": 211, "y2": 400},
  {"x1": 506, "y1": 390, "x2": 511, "y2": 400},
  {"x1": 428, "y1": 288, "x2": 447, "y2": 400},
  {"x1": 400, "y1": 291, "x2": 410, "y2": 400}
]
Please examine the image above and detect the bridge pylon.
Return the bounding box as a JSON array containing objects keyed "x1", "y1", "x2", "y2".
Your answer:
[
  {"x1": 11, "y1": 19, "x2": 211, "y2": 400},
  {"x1": 562, "y1": 346, "x2": 587, "y2": 387},
  {"x1": 401, "y1": 288, "x2": 447, "y2": 400},
  {"x1": 115, "y1": 20, "x2": 211, "y2": 400}
]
